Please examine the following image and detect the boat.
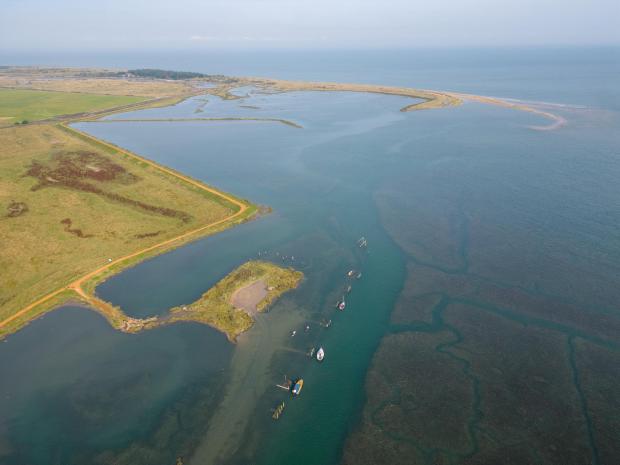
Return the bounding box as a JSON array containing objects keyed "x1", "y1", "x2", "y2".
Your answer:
[
  {"x1": 356, "y1": 272, "x2": 362, "y2": 279},
  {"x1": 347, "y1": 270, "x2": 355, "y2": 277},
  {"x1": 291, "y1": 378, "x2": 304, "y2": 396},
  {"x1": 338, "y1": 297, "x2": 346, "y2": 311},
  {"x1": 357, "y1": 237, "x2": 367, "y2": 248},
  {"x1": 272, "y1": 401, "x2": 286, "y2": 420},
  {"x1": 316, "y1": 347, "x2": 325, "y2": 362},
  {"x1": 309, "y1": 347, "x2": 316, "y2": 358},
  {"x1": 346, "y1": 285, "x2": 352, "y2": 293}
]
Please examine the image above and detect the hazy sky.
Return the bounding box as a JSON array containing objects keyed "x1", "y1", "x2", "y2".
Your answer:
[{"x1": 2, "y1": 0, "x2": 619, "y2": 51}]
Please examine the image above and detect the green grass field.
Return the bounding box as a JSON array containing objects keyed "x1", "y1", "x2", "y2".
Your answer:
[
  {"x1": 0, "y1": 88, "x2": 146, "y2": 124},
  {"x1": 0, "y1": 123, "x2": 253, "y2": 333}
]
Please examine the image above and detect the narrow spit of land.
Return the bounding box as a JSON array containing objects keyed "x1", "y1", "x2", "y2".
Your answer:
[
  {"x1": 89, "y1": 117, "x2": 303, "y2": 128},
  {"x1": 62, "y1": 260, "x2": 303, "y2": 342},
  {"x1": 450, "y1": 92, "x2": 568, "y2": 130}
]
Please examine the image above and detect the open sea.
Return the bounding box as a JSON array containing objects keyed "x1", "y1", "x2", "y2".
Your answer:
[{"x1": 1, "y1": 48, "x2": 619, "y2": 464}]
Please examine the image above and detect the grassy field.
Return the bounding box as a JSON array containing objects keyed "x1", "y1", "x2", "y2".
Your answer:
[
  {"x1": 0, "y1": 122, "x2": 255, "y2": 336},
  {"x1": 168, "y1": 260, "x2": 304, "y2": 340},
  {"x1": 0, "y1": 66, "x2": 199, "y2": 98},
  {"x1": 0, "y1": 88, "x2": 146, "y2": 124},
  {"x1": 0, "y1": 78, "x2": 193, "y2": 98}
]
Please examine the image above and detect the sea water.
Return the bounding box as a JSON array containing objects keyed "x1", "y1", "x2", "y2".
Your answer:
[{"x1": 0, "y1": 48, "x2": 618, "y2": 465}]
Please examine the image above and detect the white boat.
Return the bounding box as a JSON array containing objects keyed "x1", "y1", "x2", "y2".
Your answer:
[
  {"x1": 338, "y1": 297, "x2": 346, "y2": 311},
  {"x1": 316, "y1": 347, "x2": 325, "y2": 362}
]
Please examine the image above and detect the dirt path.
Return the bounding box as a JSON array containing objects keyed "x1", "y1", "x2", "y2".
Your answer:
[{"x1": 0, "y1": 124, "x2": 249, "y2": 331}]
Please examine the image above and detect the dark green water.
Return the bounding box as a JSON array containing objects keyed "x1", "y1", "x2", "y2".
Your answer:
[{"x1": 1, "y1": 57, "x2": 619, "y2": 464}]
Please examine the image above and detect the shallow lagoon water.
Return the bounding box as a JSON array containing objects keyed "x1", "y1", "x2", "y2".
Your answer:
[{"x1": 1, "y1": 55, "x2": 620, "y2": 464}]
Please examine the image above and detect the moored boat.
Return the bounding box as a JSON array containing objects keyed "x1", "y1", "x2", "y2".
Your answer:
[
  {"x1": 292, "y1": 378, "x2": 304, "y2": 396},
  {"x1": 338, "y1": 297, "x2": 346, "y2": 311},
  {"x1": 316, "y1": 347, "x2": 325, "y2": 362},
  {"x1": 272, "y1": 401, "x2": 286, "y2": 420}
]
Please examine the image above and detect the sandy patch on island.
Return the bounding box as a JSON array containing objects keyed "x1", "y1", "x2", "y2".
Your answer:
[{"x1": 231, "y1": 279, "x2": 268, "y2": 316}]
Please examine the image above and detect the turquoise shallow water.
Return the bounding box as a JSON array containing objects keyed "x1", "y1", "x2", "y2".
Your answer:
[{"x1": 1, "y1": 49, "x2": 619, "y2": 464}]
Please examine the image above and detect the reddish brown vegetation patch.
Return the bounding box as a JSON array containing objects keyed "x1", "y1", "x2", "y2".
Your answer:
[
  {"x1": 60, "y1": 218, "x2": 93, "y2": 238},
  {"x1": 26, "y1": 151, "x2": 192, "y2": 223},
  {"x1": 29, "y1": 150, "x2": 138, "y2": 185},
  {"x1": 134, "y1": 230, "x2": 162, "y2": 239},
  {"x1": 6, "y1": 201, "x2": 28, "y2": 217}
]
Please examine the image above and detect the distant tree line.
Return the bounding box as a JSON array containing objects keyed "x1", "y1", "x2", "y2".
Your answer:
[
  {"x1": 95, "y1": 68, "x2": 236, "y2": 82},
  {"x1": 126, "y1": 69, "x2": 207, "y2": 80}
]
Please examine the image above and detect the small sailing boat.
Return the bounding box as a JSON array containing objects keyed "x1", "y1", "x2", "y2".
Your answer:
[
  {"x1": 316, "y1": 347, "x2": 325, "y2": 362},
  {"x1": 291, "y1": 378, "x2": 304, "y2": 396},
  {"x1": 346, "y1": 285, "x2": 352, "y2": 293},
  {"x1": 338, "y1": 296, "x2": 346, "y2": 311},
  {"x1": 356, "y1": 272, "x2": 362, "y2": 279},
  {"x1": 347, "y1": 270, "x2": 355, "y2": 277}
]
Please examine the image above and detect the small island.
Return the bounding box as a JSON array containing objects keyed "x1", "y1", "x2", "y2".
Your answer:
[
  {"x1": 107, "y1": 260, "x2": 303, "y2": 341},
  {"x1": 167, "y1": 260, "x2": 304, "y2": 341}
]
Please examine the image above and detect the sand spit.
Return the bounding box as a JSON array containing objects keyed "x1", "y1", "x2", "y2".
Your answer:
[
  {"x1": 450, "y1": 92, "x2": 567, "y2": 130},
  {"x1": 247, "y1": 78, "x2": 462, "y2": 111}
]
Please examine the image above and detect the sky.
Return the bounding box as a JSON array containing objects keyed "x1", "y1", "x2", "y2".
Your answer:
[{"x1": 1, "y1": 0, "x2": 619, "y2": 51}]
